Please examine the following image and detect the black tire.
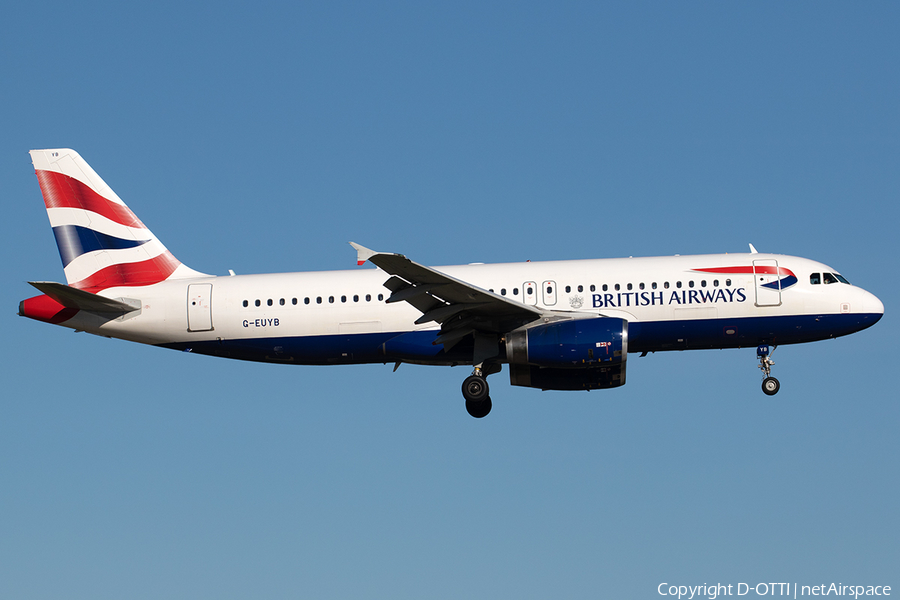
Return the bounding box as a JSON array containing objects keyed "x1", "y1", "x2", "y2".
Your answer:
[
  {"x1": 466, "y1": 396, "x2": 492, "y2": 418},
  {"x1": 462, "y1": 375, "x2": 489, "y2": 403},
  {"x1": 762, "y1": 377, "x2": 780, "y2": 396}
]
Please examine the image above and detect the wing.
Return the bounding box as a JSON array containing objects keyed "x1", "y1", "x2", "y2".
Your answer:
[{"x1": 350, "y1": 243, "x2": 542, "y2": 354}]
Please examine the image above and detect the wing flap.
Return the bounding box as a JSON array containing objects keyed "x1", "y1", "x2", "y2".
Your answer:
[
  {"x1": 415, "y1": 302, "x2": 485, "y2": 325},
  {"x1": 386, "y1": 283, "x2": 447, "y2": 304}
]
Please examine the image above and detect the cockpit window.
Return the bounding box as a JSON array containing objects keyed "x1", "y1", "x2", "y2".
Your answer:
[
  {"x1": 823, "y1": 273, "x2": 838, "y2": 285},
  {"x1": 834, "y1": 273, "x2": 850, "y2": 284},
  {"x1": 810, "y1": 273, "x2": 821, "y2": 285}
]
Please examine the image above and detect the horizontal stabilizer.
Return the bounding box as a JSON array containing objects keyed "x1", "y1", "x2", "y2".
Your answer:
[{"x1": 28, "y1": 281, "x2": 138, "y2": 313}]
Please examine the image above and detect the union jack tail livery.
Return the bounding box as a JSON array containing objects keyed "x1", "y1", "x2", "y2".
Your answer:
[{"x1": 30, "y1": 148, "x2": 205, "y2": 292}]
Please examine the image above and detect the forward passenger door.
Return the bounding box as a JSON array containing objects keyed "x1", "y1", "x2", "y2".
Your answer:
[{"x1": 753, "y1": 259, "x2": 782, "y2": 307}]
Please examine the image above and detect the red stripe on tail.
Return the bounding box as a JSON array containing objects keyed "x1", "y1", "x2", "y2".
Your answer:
[
  {"x1": 35, "y1": 170, "x2": 147, "y2": 229},
  {"x1": 70, "y1": 251, "x2": 182, "y2": 292}
]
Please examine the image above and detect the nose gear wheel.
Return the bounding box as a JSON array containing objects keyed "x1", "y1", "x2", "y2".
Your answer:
[{"x1": 757, "y1": 345, "x2": 780, "y2": 396}]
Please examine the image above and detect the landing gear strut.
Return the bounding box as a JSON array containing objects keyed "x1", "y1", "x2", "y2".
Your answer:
[
  {"x1": 757, "y1": 344, "x2": 780, "y2": 396},
  {"x1": 462, "y1": 364, "x2": 497, "y2": 418}
]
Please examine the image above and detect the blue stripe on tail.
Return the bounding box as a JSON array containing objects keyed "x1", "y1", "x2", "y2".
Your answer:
[{"x1": 52, "y1": 225, "x2": 150, "y2": 267}]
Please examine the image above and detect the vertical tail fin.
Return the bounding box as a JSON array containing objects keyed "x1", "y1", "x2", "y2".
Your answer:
[{"x1": 30, "y1": 149, "x2": 207, "y2": 292}]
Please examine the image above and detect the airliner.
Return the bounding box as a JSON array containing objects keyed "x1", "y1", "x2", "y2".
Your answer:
[{"x1": 19, "y1": 149, "x2": 884, "y2": 417}]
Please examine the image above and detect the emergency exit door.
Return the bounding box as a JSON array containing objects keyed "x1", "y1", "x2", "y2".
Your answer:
[
  {"x1": 523, "y1": 281, "x2": 537, "y2": 306},
  {"x1": 542, "y1": 280, "x2": 557, "y2": 306}
]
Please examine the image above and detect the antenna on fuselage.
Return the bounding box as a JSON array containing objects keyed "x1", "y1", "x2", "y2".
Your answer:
[{"x1": 749, "y1": 243, "x2": 759, "y2": 254}]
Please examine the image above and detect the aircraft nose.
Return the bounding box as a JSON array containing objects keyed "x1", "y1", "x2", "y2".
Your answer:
[
  {"x1": 846, "y1": 288, "x2": 884, "y2": 334},
  {"x1": 868, "y1": 292, "x2": 884, "y2": 317}
]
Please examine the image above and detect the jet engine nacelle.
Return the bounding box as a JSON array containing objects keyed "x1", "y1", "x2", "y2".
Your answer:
[{"x1": 506, "y1": 317, "x2": 628, "y2": 391}]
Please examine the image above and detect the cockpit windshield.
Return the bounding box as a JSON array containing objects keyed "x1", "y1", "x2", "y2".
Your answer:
[{"x1": 810, "y1": 272, "x2": 850, "y2": 285}]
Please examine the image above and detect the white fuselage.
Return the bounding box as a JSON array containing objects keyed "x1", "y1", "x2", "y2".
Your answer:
[{"x1": 56, "y1": 252, "x2": 883, "y2": 366}]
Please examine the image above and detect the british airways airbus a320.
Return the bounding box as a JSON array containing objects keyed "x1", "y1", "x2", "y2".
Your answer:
[{"x1": 20, "y1": 149, "x2": 884, "y2": 417}]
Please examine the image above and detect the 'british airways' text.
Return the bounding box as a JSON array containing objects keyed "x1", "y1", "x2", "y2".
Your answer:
[{"x1": 592, "y1": 288, "x2": 747, "y2": 309}]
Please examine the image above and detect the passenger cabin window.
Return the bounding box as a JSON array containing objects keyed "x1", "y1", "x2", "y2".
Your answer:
[
  {"x1": 243, "y1": 300, "x2": 248, "y2": 307},
  {"x1": 810, "y1": 273, "x2": 821, "y2": 285}
]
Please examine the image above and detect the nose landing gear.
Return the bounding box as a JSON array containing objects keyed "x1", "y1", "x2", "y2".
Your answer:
[{"x1": 757, "y1": 344, "x2": 780, "y2": 396}]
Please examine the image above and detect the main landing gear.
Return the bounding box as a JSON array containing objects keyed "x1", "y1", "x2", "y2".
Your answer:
[
  {"x1": 462, "y1": 363, "x2": 500, "y2": 418},
  {"x1": 757, "y1": 344, "x2": 780, "y2": 396},
  {"x1": 462, "y1": 374, "x2": 491, "y2": 418}
]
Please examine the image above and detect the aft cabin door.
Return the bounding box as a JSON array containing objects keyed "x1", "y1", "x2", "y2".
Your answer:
[
  {"x1": 753, "y1": 259, "x2": 782, "y2": 307},
  {"x1": 187, "y1": 283, "x2": 214, "y2": 332}
]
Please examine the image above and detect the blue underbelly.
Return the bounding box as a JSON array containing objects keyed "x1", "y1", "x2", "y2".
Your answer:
[{"x1": 159, "y1": 312, "x2": 881, "y2": 365}]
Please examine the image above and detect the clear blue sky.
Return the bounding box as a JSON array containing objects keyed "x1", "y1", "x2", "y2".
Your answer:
[{"x1": 2, "y1": 2, "x2": 897, "y2": 598}]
